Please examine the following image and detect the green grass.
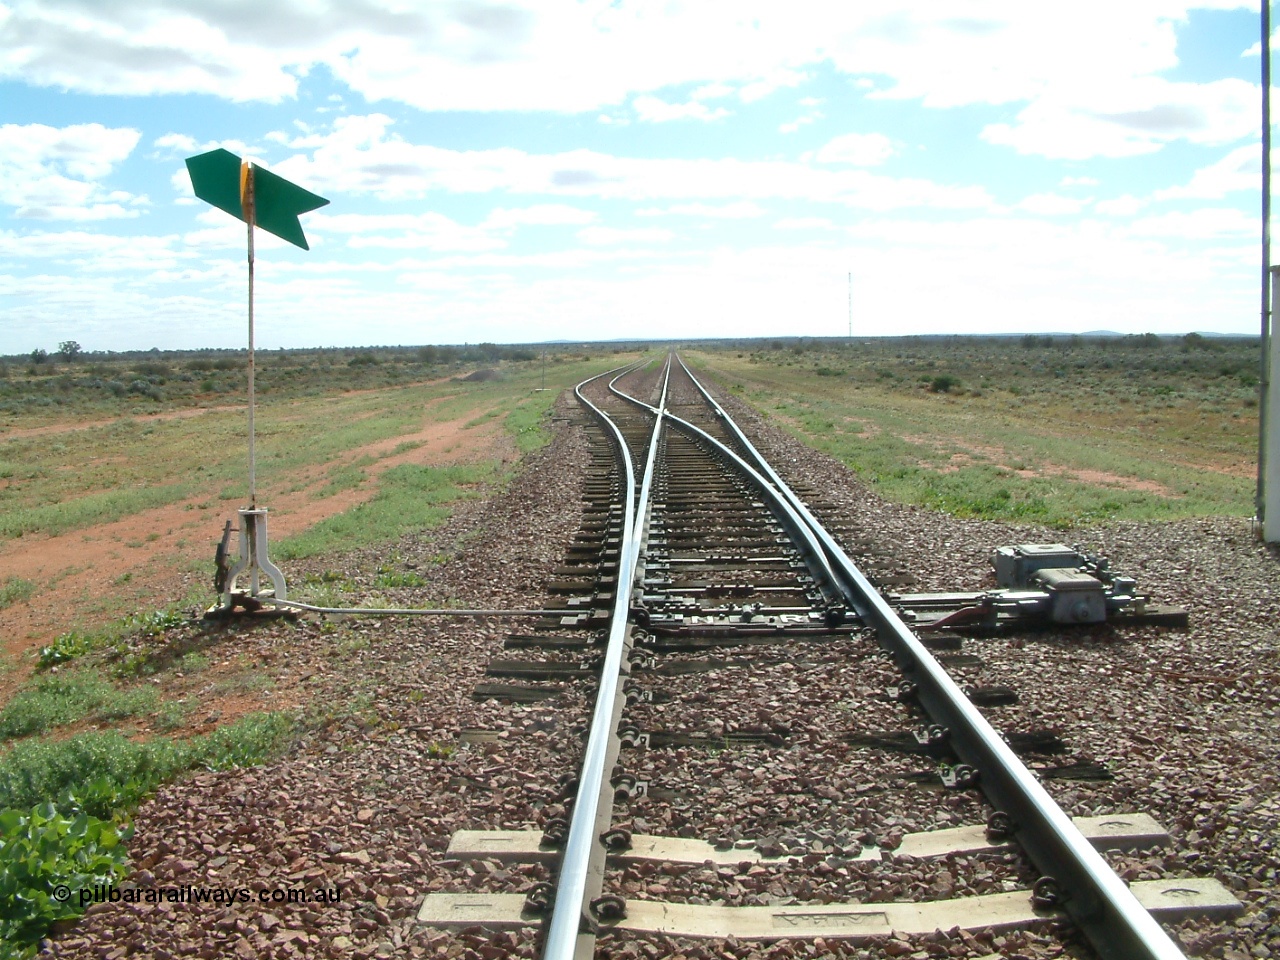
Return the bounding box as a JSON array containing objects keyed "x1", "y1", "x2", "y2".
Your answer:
[
  {"x1": 1, "y1": 798, "x2": 132, "y2": 957},
  {"x1": 0, "y1": 578, "x2": 35, "y2": 610},
  {"x1": 464, "y1": 407, "x2": 503, "y2": 428},
  {"x1": 0, "y1": 483, "x2": 196, "y2": 539},
  {"x1": 506, "y1": 392, "x2": 558, "y2": 454},
  {"x1": 373, "y1": 569, "x2": 428, "y2": 589},
  {"x1": 0, "y1": 712, "x2": 298, "y2": 815},
  {"x1": 152, "y1": 700, "x2": 193, "y2": 732},
  {"x1": 211, "y1": 671, "x2": 275, "y2": 696},
  {"x1": 0, "y1": 671, "x2": 160, "y2": 740},
  {"x1": 275, "y1": 462, "x2": 496, "y2": 560},
  {"x1": 317, "y1": 463, "x2": 368, "y2": 498}
]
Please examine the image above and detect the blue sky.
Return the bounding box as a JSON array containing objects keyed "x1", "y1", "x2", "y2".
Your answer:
[{"x1": 0, "y1": 1, "x2": 1270, "y2": 353}]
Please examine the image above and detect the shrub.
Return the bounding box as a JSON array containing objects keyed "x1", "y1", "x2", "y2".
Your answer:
[
  {"x1": 929, "y1": 375, "x2": 960, "y2": 393},
  {"x1": 127, "y1": 380, "x2": 162, "y2": 401},
  {"x1": 0, "y1": 801, "x2": 131, "y2": 955},
  {"x1": 36, "y1": 633, "x2": 95, "y2": 670}
]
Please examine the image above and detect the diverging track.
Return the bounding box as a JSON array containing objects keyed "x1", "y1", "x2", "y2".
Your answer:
[{"x1": 420, "y1": 353, "x2": 1238, "y2": 960}]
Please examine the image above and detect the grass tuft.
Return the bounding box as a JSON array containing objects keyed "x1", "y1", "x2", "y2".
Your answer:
[{"x1": 0, "y1": 578, "x2": 35, "y2": 610}]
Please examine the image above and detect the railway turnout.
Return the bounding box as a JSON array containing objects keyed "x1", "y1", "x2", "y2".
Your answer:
[{"x1": 419, "y1": 354, "x2": 1238, "y2": 960}]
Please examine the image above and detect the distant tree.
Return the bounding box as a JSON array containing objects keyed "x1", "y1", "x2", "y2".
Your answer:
[
  {"x1": 30, "y1": 348, "x2": 48, "y2": 365},
  {"x1": 57, "y1": 340, "x2": 82, "y2": 362}
]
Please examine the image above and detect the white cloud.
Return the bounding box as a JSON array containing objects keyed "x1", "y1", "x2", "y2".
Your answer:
[
  {"x1": 637, "y1": 202, "x2": 764, "y2": 219},
  {"x1": 275, "y1": 115, "x2": 994, "y2": 212},
  {"x1": 1242, "y1": 29, "x2": 1279, "y2": 58},
  {"x1": 577, "y1": 226, "x2": 675, "y2": 246},
  {"x1": 183, "y1": 222, "x2": 294, "y2": 253},
  {"x1": 0, "y1": 122, "x2": 145, "y2": 219},
  {"x1": 482, "y1": 204, "x2": 598, "y2": 229},
  {"x1": 0, "y1": 228, "x2": 176, "y2": 263},
  {"x1": 982, "y1": 77, "x2": 1257, "y2": 160},
  {"x1": 308, "y1": 211, "x2": 505, "y2": 252},
  {"x1": 0, "y1": 2, "x2": 1260, "y2": 164},
  {"x1": 1019, "y1": 193, "x2": 1086, "y2": 216},
  {"x1": 1, "y1": 3, "x2": 1267, "y2": 351},
  {"x1": 0, "y1": 2, "x2": 305, "y2": 102},
  {"x1": 738, "y1": 68, "x2": 807, "y2": 103},
  {"x1": 773, "y1": 217, "x2": 835, "y2": 230},
  {"x1": 633, "y1": 95, "x2": 730, "y2": 123},
  {"x1": 815, "y1": 132, "x2": 896, "y2": 167},
  {"x1": 691, "y1": 81, "x2": 734, "y2": 101},
  {"x1": 1095, "y1": 195, "x2": 1148, "y2": 217},
  {"x1": 779, "y1": 116, "x2": 816, "y2": 134},
  {"x1": 1125, "y1": 208, "x2": 1255, "y2": 240},
  {"x1": 1156, "y1": 144, "x2": 1259, "y2": 200},
  {"x1": 780, "y1": 96, "x2": 824, "y2": 134},
  {"x1": 153, "y1": 132, "x2": 199, "y2": 155}
]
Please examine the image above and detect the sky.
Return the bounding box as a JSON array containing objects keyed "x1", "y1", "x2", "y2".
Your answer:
[{"x1": 0, "y1": 1, "x2": 1272, "y2": 353}]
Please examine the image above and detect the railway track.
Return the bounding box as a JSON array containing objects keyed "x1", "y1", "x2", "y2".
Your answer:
[{"x1": 420, "y1": 353, "x2": 1238, "y2": 959}]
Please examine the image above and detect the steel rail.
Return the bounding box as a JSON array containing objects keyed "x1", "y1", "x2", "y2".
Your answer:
[
  {"x1": 606, "y1": 366, "x2": 845, "y2": 610},
  {"x1": 542, "y1": 359, "x2": 667, "y2": 960},
  {"x1": 672, "y1": 354, "x2": 1189, "y2": 960}
]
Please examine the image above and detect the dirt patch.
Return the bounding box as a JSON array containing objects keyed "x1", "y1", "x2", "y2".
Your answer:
[{"x1": 0, "y1": 409, "x2": 516, "y2": 713}]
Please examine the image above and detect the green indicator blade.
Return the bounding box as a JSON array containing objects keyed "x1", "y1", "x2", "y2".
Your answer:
[
  {"x1": 185, "y1": 148, "x2": 329, "y2": 250},
  {"x1": 185, "y1": 148, "x2": 245, "y2": 221},
  {"x1": 251, "y1": 163, "x2": 329, "y2": 250}
]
